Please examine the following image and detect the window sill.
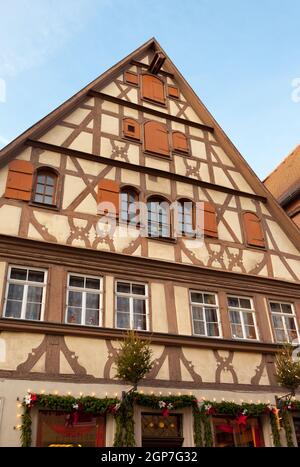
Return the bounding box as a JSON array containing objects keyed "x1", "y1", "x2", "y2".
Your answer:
[
  {"x1": 144, "y1": 151, "x2": 171, "y2": 160},
  {"x1": 245, "y1": 244, "x2": 267, "y2": 252},
  {"x1": 29, "y1": 201, "x2": 59, "y2": 212},
  {"x1": 142, "y1": 97, "x2": 167, "y2": 109},
  {"x1": 121, "y1": 136, "x2": 142, "y2": 144},
  {"x1": 147, "y1": 236, "x2": 177, "y2": 245}
]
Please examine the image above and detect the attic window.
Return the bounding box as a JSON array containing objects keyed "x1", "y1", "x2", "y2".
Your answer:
[
  {"x1": 124, "y1": 71, "x2": 139, "y2": 86},
  {"x1": 168, "y1": 85, "x2": 179, "y2": 99},
  {"x1": 123, "y1": 118, "x2": 140, "y2": 140},
  {"x1": 33, "y1": 169, "x2": 58, "y2": 206},
  {"x1": 142, "y1": 75, "x2": 165, "y2": 104}
]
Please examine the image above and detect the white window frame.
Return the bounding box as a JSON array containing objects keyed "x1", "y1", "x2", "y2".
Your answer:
[
  {"x1": 65, "y1": 273, "x2": 103, "y2": 327},
  {"x1": 189, "y1": 290, "x2": 222, "y2": 338},
  {"x1": 228, "y1": 296, "x2": 259, "y2": 341},
  {"x1": 3, "y1": 265, "x2": 47, "y2": 321},
  {"x1": 268, "y1": 300, "x2": 300, "y2": 343},
  {"x1": 115, "y1": 280, "x2": 149, "y2": 331}
]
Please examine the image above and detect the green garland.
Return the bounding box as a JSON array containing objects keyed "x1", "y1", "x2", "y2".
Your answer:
[
  {"x1": 20, "y1": 392, "x2": 299, "y2": 448},
  {"x1": 270, "y1": 411, "x2": 281, "y2": 447},
  {"x1": 281, "y1": 410, "x2": 295, "y2": 447}
]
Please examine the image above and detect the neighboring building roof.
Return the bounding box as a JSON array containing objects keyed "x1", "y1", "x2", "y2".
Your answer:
[{"x1": 264, "y1": 144, "x2": 300, "y2": 205}]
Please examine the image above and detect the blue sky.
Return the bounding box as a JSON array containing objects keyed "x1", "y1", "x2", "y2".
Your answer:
[{"x1": 0, "y1": 0, "x2": 299, "y2": 179}]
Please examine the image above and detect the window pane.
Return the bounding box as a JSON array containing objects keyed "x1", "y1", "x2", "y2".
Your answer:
[
  {"x1": 46, "y1": 176, "x2": 55, "y2": 186},
  {"x1": 228, "y1": 297, "x2": 239, "y2": 308},
  {"x1": 27, "y1": 286, "x2": 43, "y2": 303},
  {"x1": 117, "y1": 296, "x2": 130, "y2": 313},
  {"x1": 133, "y1": 298, "x2": 146, "y2": 315},
  {"x1": 37, "y1": 175, "x2": 46, "y2": 184},
  {"x1": 193, "y1": 320, "x2": 205, "y2": 335},
  {"x1": 25, "y1": 302, "x2": 42, "y2": 321},
  {"x1": 204, "y1": 294, "x2": 216, "y2": 305},
  {"x1": 68, "y1": 291, "x2": 82, "y2": 307},
  {"x1": 45, "y1": 185, "x2": 54, "y2": 196},
  {"x1": 133, "y1": 314, "x2": 146, "y2": 330},
  {"x1": 205, "y1": 308, "x2": 218, "y2": 322},
  {"x1": 10, "y1": 268, "x2": 27, "y2": 281},
  {"x1": 270, "y1": 302, "x2": 281, "y2": 313},
  {"x1": 192, "y1": 306, "x2": 203, "y2": 321},
  {"x1": 132, "y1": 284, "x2": 146, "y2": 296},
  {"x1": 231, "y1": 324, "x2": 244, "y2": 339},
  {"x1": 243, "y1": 312, "x2": 254, "y2": 326},
  {"x1": 284, "y1": 316, "x2": 297, "y2": 334},
  {"x1": 67, "y1": 307, "x2": 82, "y2": 324},
  {"x1": 245, "y1": 325, "x2": 257, "y2": 340},
  {"x1": 36, "y1": 184, "x2": 44, "y2": 194},
  {"x1": 86, "y1": 293, "x2": 100, "y2": 310},
  {"x1": 191, "y1": 292, "x2": 203, "y2": 304},
  {"x1": 229, "y1": 310, "x2": 241, "y2": 324},
  {"x1": 282, "y1": 303, "x2": 293, "y2": 314},
  {"x1": 117, "y1": 282, "x2": 131, "y2": 294},
  {"x1": 274, "y1": 329, "x2": 286, "y2": 343},
  {"x1": 44, "y1": 196, "x2": 53, "y2": 205},
  {"x1": 28, "y1": 270, "x2": 45, "y2": 283},
  {"x1": 34, "y1": 194, "x2": 44, "y2": 203},
  {"x1": 207, "y1": 322, "x2": 220, "y2": 337},
  {"x1": 116, "y1": 312, "x2": 130, "y2": 329},
  {"x1": 272, "y1": 315, "x2": 284, "y2": 330},
  {"x1": 8, "y1": 283, "x2": 24, "y2": 300},
  {"x1": 5, "y1": 300, "x2": 22, "y2": 318},
  {"x1": 85, "y1": 309, "x2": 99, "y2": 326},
  {"x1": 69, "y1": 276, "x2": 85, "y2": 288},
  {"x1": 240, "y1": 298, "x2": 251, "y2": 309},
  {"x1": 86, "y1": 278, "x2": 100, "y2": 290}
]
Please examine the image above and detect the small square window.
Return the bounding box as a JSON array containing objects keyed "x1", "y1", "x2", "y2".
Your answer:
[{"x1": 127, "y1": 125, "x2": 135, "y2": 133}]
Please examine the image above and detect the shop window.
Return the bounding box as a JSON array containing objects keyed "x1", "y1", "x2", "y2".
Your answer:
[
  {"x1": 142, "y1": 413, "x2": 183, "y2": 448},
  {"x1": 36, "y1": 411, "x2": 106, "y2": 447},
  {"x1": 212, "y1": 416, "x2": 264, "y2": 447}
]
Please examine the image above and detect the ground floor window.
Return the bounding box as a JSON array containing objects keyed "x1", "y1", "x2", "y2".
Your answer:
[
  {"x1": 141, "y1": 413, "x2": 184, "y2": 448},
  {"x1": 36, "y1": 411, "x2": 105, "y2": 447},
  {"x1": 212, "y1": 416, "x2": 264, "y2": 447}
]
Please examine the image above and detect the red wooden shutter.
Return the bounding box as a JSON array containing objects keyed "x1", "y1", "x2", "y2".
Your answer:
[
  {"x1": 123, "y1": 118, "x2": 140, "y2": 140},
  {"x1": 124, "y1": 71, "x2": 139, "y2": 86},
  {"x1": 172, "y1": 132, "x2": 189, "y2": 153},
  {"x1": 243, "y1": 212, "x2": 265, "y2": 247},
  {"x1": 5, "y1": 160, "x2": 34, "y2": 201},
  {"x1": 98, "y1": 179, "x2": 120, "y2": 216},
  {"x1": 197, "y1": 202, "x2": 218, "y2": 238},
  {"x1": 144, "y1": 121, "x2": 169, "y2": 156},
  {"x1": 142, "y1": 75, "x2": 165, "y2": 103},
  {"x1": 167, "y1": 85, "x2": 179, "y2": 98}
]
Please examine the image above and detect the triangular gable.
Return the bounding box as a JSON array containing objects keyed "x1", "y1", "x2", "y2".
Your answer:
[{"x1": 1, "y1": 37, "x2": 300, "y2": 253}]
